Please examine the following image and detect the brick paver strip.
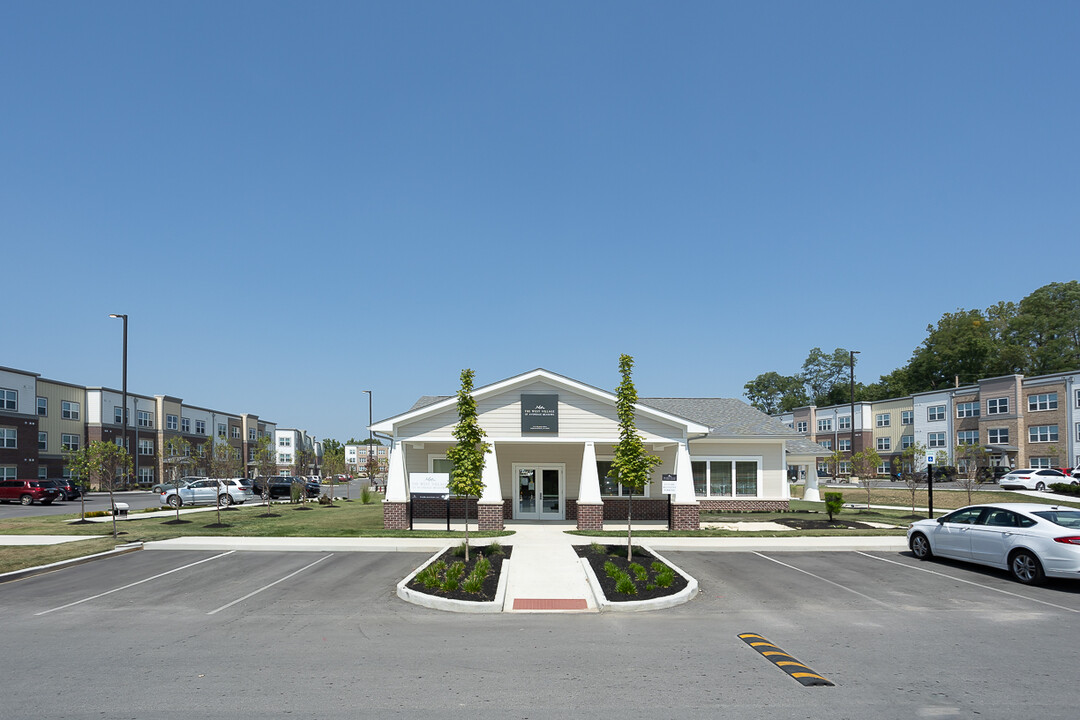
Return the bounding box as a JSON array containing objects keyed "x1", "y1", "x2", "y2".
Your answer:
[{"x1": 513, "y1": 598, "x2": 588, "y2": 610}]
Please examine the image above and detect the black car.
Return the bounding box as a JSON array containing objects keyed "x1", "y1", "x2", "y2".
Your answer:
[
  {"x1": 42, "y1": 478, "x2": 82, "y2": 501},
  {"x1": 253, "y1": 476, "x2": 319, "y2": 500}
]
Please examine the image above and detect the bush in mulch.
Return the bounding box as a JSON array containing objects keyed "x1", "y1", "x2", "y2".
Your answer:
[
  {"x1": 773, "y1": 518, "x2": 875, "y2": 530},
  {"x1": 406, "y1": 543, "x2": 513, "y2": 602},
  {"x1": 575, "y1": 543, "x2": 688, "y2": 602}
]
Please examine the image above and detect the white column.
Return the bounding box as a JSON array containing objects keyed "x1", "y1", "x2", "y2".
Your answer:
[
  {"x1": 384, "y1": 440, "x2": 409, "y2": 503},
  {"x1": 803, "y1": 463, "x2": 821, "y2": 502},
  {"x1": 577, "y1": 441, "x2": 602, "y2": 504},
  {"x1": 479, "y1": 442, "x2": 502, "y2": 503},
  {"x1": 674, "y1": 442, "x2": 699, "y2": 505}
]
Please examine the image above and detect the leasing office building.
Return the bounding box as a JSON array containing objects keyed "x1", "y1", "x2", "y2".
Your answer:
[{"x1": 372, "y1": 369, "x2": 828, "y2": 531}]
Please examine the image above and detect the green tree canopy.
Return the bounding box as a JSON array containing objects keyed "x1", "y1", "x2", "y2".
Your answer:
[{"x1": 446, "y1": 368, "x2": 490, "y2": 561}]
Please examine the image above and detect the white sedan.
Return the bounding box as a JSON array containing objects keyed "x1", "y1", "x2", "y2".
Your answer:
[
  {"x1": 161, "y1": 478, "x2": 254, "y2": 508},
  {"x1": 907, "y1": 503, "x2": 1080, "y2": 584},
  {"x1": 999, "y1": 468, "x2": 1070, "y2": 491}
]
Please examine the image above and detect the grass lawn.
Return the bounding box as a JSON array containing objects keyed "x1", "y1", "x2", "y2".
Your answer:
[
  {"x1": 811, "y1": 486, "x2": 1080, "y2": 511},
  {"x1": 0, "y1": 538, "x2": 121, "y2": 576}
]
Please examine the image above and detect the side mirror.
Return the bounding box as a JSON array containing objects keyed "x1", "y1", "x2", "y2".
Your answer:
[{"x1": 936, "y1": 517, "x2": 946, "y2": 524}]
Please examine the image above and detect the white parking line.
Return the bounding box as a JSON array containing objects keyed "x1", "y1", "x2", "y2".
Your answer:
[
  {"x1": 206, "y1": 554, "x2": 333, "y2": 615},
  {"x1": 855, "y1": 551, "x2": 1080, "y2": 614},
  {"x1": 752, "y1": 552, "x2": 893, "y2": 608},
  {"x1": 34, "y1": 551, "x2": 236, "y2": 616}
]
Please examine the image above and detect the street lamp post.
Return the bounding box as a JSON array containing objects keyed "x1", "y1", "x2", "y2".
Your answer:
[
  {"x1": 850, "y1": 350, "x2": 860, "y2": 484},
  {"x1": 109, "y1": 314, "x2": 128, "y2": 487},
  {"x1": 362, "y1": 390, "x2": 373, "y2": 490}
]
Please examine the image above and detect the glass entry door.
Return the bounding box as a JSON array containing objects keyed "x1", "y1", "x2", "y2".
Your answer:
[{"x1": 514, "y1": 465, "x2": 563, "y2": 520}]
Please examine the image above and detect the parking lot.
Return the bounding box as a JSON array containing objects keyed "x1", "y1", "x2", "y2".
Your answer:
[{"x1": 2, "y1": 546, "x2": 1078, "y2": 719}]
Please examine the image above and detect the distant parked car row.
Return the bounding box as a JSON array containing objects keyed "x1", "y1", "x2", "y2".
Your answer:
[
  {"x1": 999, "y1": 468, "x2": 1080, "y2": 492},
  {"x1": 0, "y1": 478, "x2": 83, "y2": 505},
  {"x1": 160, "y1": 478, "x2": 255, "y2": 508},
  {"x1": 251, "y1": 476, "x2": 321, "y2": 500}
]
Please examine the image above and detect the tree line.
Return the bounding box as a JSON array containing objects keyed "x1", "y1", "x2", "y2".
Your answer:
[{"x1": 745, "y1": 281, "x2": 1080, "y2": 414}]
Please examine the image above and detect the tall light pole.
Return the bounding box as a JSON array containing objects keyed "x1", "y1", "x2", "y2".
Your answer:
[
  {"x1": 362, "y1": 390, "x2": 373, "y2": 489},
  {"x1": 109, "y1": 314, "x2": 128, "y2": 486}
]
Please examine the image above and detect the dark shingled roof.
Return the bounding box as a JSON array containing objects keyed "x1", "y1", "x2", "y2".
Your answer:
[{"x1": 408, "y1": 395, "x2": 450, "y2": 412}]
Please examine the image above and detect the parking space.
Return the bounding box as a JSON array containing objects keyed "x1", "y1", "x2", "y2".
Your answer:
[{"x1": 3, "y1": 549, "x2": 1078, "y2": 719}]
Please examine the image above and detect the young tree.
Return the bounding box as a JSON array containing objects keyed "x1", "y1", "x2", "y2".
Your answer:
[
  {"x1": 446, "y1": 368, "x2": 490, "y2": 562},
  {"x1": 321, "y1": 447, "x2": 346, "y2": 503},
  {"x1": 162, "y1": 436, "x2": 195, "y2": 521},
  {"x1": 899, "y1": 442, "x2": 927, "y2": 516},
  {"x1": 207, "y1": 435, "x2": 241, "y2": 524},
  {"x1": 293, "y1": 444, "x2": 314, "y2": 504},
  {"x1": 955, "y1": 443, "x2": 989, "y2": 505},
  {"x1": 827, "y1": 447, "x2": 846, "y2": 482},
  {"x1": 850, "y1": 448, "x2": 882, "y2": 509},
  {"x1": 253, "y1": 433, "x2": 278, "y2": 516},
  {"x1": 78, "y1": 441, "x2": 133, "y2": 538},
  {"x1": 64, "y1": 445, "x2": 92, "y2": 523},
  {"x1": 611, "y1": 355, "x2": 661, "y2": 562}
]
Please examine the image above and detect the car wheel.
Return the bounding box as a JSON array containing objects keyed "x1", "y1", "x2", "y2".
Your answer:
[
  {"x1": 168, "y1": 495, "x2": 182, "y2": 509},
  {"x1": 20, "y1": 494, "x2": 33, "y2": 506},
  {"x1": 1035, "y1": 481, "x2": 1046, "y2": 492},
  {"x1": 1009, "y1": 550, "x2": 1044, "y2": 585},
  {"x1": 910, "y1": 533, "x2": 933, "y2": 560},
  {"x1": 219, "y1": 494, "x2": 233, "y2": 507}
]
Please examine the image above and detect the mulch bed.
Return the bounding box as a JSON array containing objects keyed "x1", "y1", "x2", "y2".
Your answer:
[
  {"x1": 773, "y1": 518, "x2": 875, "y2": 530},
  {"x1": 575, "y1": 544, "x2": 688, "y2": 602},
  {"x1": 405, "y1": 544, "x2": 513, "y2": 602}
]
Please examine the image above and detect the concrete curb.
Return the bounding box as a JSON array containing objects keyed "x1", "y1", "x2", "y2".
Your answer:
[
  {"x1": 0, "y1": 542, "x2": 144, "y2": 584},
  {"x1": 396, "y1": 547, "x2": 510, "y2": 614},
  {"x1": 579, "y1": 546, "x2": 698, "y2": 613}
]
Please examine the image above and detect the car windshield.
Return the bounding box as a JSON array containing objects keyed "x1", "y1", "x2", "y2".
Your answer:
[{"x1": 1032, "y1": 510, "x2": 1080, "y2": 529}]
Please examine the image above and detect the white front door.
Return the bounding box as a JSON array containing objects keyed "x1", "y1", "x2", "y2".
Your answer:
[{"x1": 514, "y1": 464, "x2": 563, "y2": 520}]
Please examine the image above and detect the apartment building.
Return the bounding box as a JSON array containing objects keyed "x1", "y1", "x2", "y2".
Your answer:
[
  {"x1": 345, "y1": 442, "x2": 389, "y2": 475},
  {"x1": 274, "y1": 428, "x2": 322, "y2": 476},
  {"x1": 1, "y1": 364, "x2": 313, "y2": 485},
  {"x1": 777, "y1": 369, "x2": 1080, "y2": 476}
]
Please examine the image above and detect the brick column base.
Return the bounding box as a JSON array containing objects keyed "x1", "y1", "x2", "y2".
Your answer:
[
  {"x1": 477, "y1": 502, "x2": 505, "y2": 531},
  {"x1": 671, "y1": 503, "x2": 700, "y2": 530},
  {"x1": 383, "y1": 501, "x2": 409, "y2": 530},
  {"x1": 576, "y1": 503, "x2": 604, "y2": 531}
]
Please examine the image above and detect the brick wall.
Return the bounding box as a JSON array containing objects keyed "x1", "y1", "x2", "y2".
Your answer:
[
  {"x1": 576, "y1": 503, "x2": 603, "y2": 531},
  {"x1": 698, "y1": 499, "x2": 789, "y2": 513},
  {"x1": 383, "y1": 501, "x2": 409, "y2": 530}
]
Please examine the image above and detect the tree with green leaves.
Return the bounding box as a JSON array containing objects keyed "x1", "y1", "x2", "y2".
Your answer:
[
  {"x1": 446, "y1": 368, "x2": 490, "y2": 562},
  {"x1": 207, "y1": 434, "x2": 241, "y2": 524},
  {"x1": 899, "y1": 442, "x2": 927, "y2": 516},
  {"x1": 802, "y1": 347, "x2": 854, "y2": 407},
  {"x1": 1013, "y1": 281, "x2": 1080, "y2": 374},
  {"x1": 955, "y1": 442, "x2": 989, "y2": 505},
  {"x1": 75, "y1": 441, "x2": 132, "y2": 538},
  {"x1": 162, "y1": 436, "x2": 195, "y2": 521},
  {"x1": 611, "y1": 355, "x2": 661, "y2": 562},
  {"x1": 826, "y1": 447, "x2": 846, "y2": 482},
  {"x1": 253, "y1": 433, "x2": 278, "y2": 516},
  {"x1": 743, "y1": 371, "x2": 809, "y2": 414},
  {"x1": 850, "y1": 448, "x2": 882, "y2": 509},
  {"x1": 64, "y1": 445, "x2": 93, "y2": 523},
  {"x1": 321, "y1": 444, "x2": 346, "y2": 503}
]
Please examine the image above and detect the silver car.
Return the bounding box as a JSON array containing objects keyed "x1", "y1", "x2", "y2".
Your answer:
[
  {"x1": 161, "y1": 478, "x2": 254, "y2": 508},
  {"x1": 907, "y1": 503, "x2": 1080, "y2": 584}
]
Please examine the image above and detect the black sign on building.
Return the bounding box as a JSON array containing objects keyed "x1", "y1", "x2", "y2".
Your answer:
[{"x1": 521, "y1": 394, "x2": 558, "y2": 434}]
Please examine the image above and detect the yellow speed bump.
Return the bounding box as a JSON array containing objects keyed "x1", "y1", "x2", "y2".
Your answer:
[{"x1": 738, "y1": 633, "x2": 834, "y2": 687}]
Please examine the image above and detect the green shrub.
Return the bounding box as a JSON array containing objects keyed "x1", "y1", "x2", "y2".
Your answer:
[
  {"x1": 604, "y1": 560, "x2": 620, "y2": 579},
  {"x1": 474, "y1": 555, "x2": 491, "y2": 577},
  {"x1": 1049, "y1": 483, "x2": 1080, "y2": 496},
  {"x1": 445, "y1": 561, "x2": 466, "y2": 584},
  {"x1": 85, "y1": 510, "x2": 110, "y2": 518},
  {"x1": 614, "y1": 572, "x2": 637, "y2": 596},
  {"x1": 461, "y1": 573, "x2": 484, "y2": 593},
  {"x1": 359, "y1": 486, "x2": 372, "y2": 504},
  {"x1": 655, "y1": 568, "x2": 675, "y2": 588},
  {"x1": 452, "y1": 542, "x2": 468, "y2": 557},
  {"x1": 290, "y1": 483, "x2": 302, "y2": 503},
  {"x1": 590, "y1": 542, "x2": 606, "y2": 555},
  {"x1": 486, "y1": 540, "x2": 503, "y2": 555},
  {"x1": 823, "y1": 491, "x2": 844, "y2": 522},
  {"x1": 629, "y1": 562, "x2": 648, "y2": 582},
  {"x1": 650, "y1": 561, "x2": 667, "y2": 573}
]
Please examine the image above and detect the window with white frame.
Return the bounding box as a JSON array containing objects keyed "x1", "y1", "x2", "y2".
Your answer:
[
  {"x1": 877, "y1": 436, "x2": 891, "y2": 451},
  {"x1": 38, "y1": 431, "x2": 47, "y2": 451},
  {"x1": 796, "y1": 421, "x2": 807, "y2": 433},
  {"x1": 817, "y1": 418, "x2": 832, "y2": 433},
  {"x1": 217, "y1": 423, "x2": 226, "y2": 437},
  {"x1": 957, "y1": 430, "x2": 979, "y2": 445},
  {"x1": 62, "y1": 434, "x2": 80, "y2": 451},
  {"x1": 1028, "y1": 425, "x2": 1058, "y2": 443},
  {"x1": 1029, "y1": 457, "x2": 1053, "y2": 469},
  {"x1": 901, "y1": 410, "x2": 913, "y2": 425},
  {"x1": 279, "y1": 453, "x2": 292, "y2": 464},
  {"x1": 1, "y1": 466, "x2": 16, "y2": 481},
  {"x1": 38, "y1": 466, "x2": 47, "y2": 479},
  {"x1": 166, "y1": 414, "x2": 178, "y2": 430},
  {"x1": 0, "y1": 428, "x2": 16, "y2": 449},
  {"x1": 138, "y1": 466, "x2": 154, "y2": 484},
  {"x1": 137, "y1": 410, "x2": 152, "y2": 428},
  {"x1": 692, "y1": 458, "x2": 761, "y2": 498},
  {"x1": 817, "y1": 461, "x2": 829, "y2": 474},
  {"x1": 1, "y1": 388, "x2": 16, "y2": 411},
  {"x1": 279, "y1": 436, "x2": 292, "y2": 448},
  {"x1": 838, "y1": 460, "x2": 852, "y2": 475},
  {"x1": 248, "y1": 428, "x2": 256, "y2": 441},
  {"x1": 114, "y1": 406, "x2": 123, "y2": 424},
  {"x1": 819, "y1": 439, "x2": 832, "y2": 450},
  {"x1": 987, "y1": 397, "x2": 1009, "y2": 415},
  {"x1": 1076, "y1": 389, "x2": 1080, "y2": 408},
  {"x1": 928, "y1": 432, "x2": 946, "y2": 448},
  {"x1": 877, "y1": 462, "x2": 891, "y2": 475},
  {"x1": 1077, "y1": 422, "x2": 1080, "y2": 442},
  {"x1": 230, "y1": 426, "x2": 240, "y2": 439},
  {"x1": 138, "y1": 439, "x2": 154, "y2": 455},
  {"x1": 838, "y1": 416, "x2": 851, "y2": 430},
  {"x1": 248, "y1": 448, "x2": 256, "y2": 462},
  {"x1": 901, "y1": 435, "x2": 914, "y2": 450},
  {"x1": 956, "y1": 402, "x2": 979, "y2": 418},
  {"x1": 597, "y1": 460, "x2": 646, "y2": 497},
  {"x1": 987, "y1": 428, "x2": 1009, "y2": 444},
  {"x1": 62, "y1": 401, "x2": 80, "y2": 420},
  {"x1": 37, "y1": 397, "x2": 47, "y2": 416},
  {"x1": 182, "y1": 417, "x2": 191, "y2": 433},
  {"x1": 195, "y1": 420, "x2": 206, "y2": 435},
  {"x1": 1027, "y1": 393, "x2": 1058, "y2": 412},
  {"x1": 115, "y1": 436, "x2": 128, "y2": 450},
  {"x1": 876, "y1": 413, "x2": 891, "y2": 427},
  {"x1": 838, "y1": 438, "x2": 851, "y2": 451},
  {"x1": 927, "y1": 405, "x2": 945, "y2": 422},
  {"x1": 62, "y1": 466, "x2": 72, "y2": 479}
]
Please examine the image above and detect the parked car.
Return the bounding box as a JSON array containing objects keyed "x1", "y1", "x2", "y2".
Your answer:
[
  {"x1": 999, "y1": 468, "x2": 1068, "y2": 491},
  {"x1": 0, "y1": 479, "x2": 61, "y2": 505},
  {"x1": 47, "y1": 477, "x2": 83, "y2": 500},
  {"x1": 161, "y1": 478, "x2": 254, "y2": 508},
  {"x1": 152, "y1": 479, "x2": 192, "y2": 494},
  {"x1": 907, "y1": 503, "x2": 1080, "y2": 584},
  {"x1": 254, "y1": 476, "x2": 320, "y2": 500}
]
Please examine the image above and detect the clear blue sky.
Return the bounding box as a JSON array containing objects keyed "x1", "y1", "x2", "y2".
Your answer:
[{"x1": 3, "y1": 2, "x2": 1077, "y2": 443}]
